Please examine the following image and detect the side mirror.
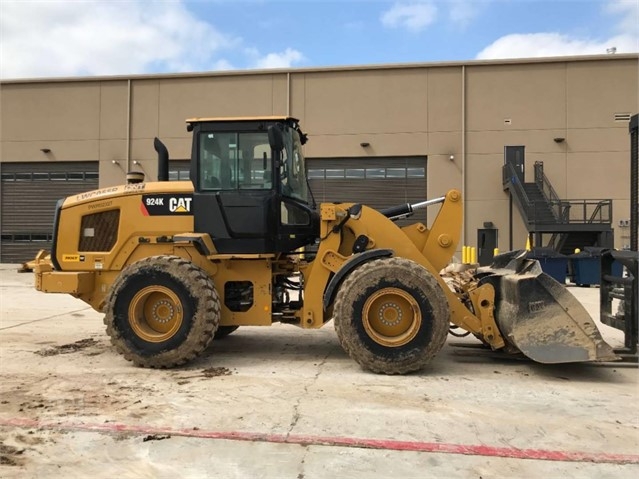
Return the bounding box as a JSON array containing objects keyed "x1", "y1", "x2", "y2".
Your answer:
[{"x1": 268, "y1": 125, "x2": 284, "y2": 152}]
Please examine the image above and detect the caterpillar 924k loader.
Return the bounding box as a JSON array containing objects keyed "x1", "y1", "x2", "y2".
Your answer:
[{"x1": 27, "y1": 117, "x2": 618, "y2": 374}]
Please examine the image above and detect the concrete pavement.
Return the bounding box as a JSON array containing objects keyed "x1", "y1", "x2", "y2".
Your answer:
[{"x1": 0, "y1": 263, "x2": 637, "y2": 478}]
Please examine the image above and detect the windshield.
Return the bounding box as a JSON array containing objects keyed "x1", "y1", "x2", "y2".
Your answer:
[
  {"x1": 280, "y1": 129, "x2": 308, "y2": 203},
  {"x1": 199, "y1": 131, "x2": 272, "y2": 190}
]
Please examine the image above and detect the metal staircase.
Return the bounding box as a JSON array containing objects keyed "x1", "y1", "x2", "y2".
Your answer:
[
  {"x1": 522, "y1": 182, "x2": 558, "y2": 224},
  {"x1": 503, "y1": 158, "x2": 613, "y2": 254}
]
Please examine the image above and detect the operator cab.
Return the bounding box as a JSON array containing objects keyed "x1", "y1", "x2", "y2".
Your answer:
[{"x1": 187, "y1": 117, "x2": 319, "y2": 254}]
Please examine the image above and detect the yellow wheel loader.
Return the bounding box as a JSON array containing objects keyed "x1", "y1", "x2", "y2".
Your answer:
[{"x1": 27, "y1": 117, "x2": 617, "y2": 374}]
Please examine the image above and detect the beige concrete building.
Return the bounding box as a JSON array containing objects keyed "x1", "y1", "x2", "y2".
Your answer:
[{"x1": 1, "y1": 54, "x2": 637, "y2": 262}]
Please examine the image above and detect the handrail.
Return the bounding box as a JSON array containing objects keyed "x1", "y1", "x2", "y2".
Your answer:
[
  {"x1": 534, "y1": 161, "x2": 561, "y2": 203},
  {"x1": 503, "y1": 162, "x2": 532, "y2": 222},
  {"x1": 589, "y1": 200, "x2": 611, "y2": 223},
  {"x1": 534, "y1": 161, "x2": 566, "y2": 221},
  {"x1": 533, "y1": 161, "x2": 613, "y2": 224},
  {"x1": 546, "y1": 199, "x2": 612, "y2": 224},
  {"x1": 503, "y1": 162, "x2": 531, "y2": 203},
  {"x1": 505, "y1": 162, "x2": 612, "y2": 226}
]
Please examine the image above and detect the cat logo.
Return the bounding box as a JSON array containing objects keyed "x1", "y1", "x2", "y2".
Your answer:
[
  {"x1": 141, "y1": 194, "x2": 193, "y2": 216},
  {"x1": 169, "y1": 197, "x2": 192, "y2": 213}
]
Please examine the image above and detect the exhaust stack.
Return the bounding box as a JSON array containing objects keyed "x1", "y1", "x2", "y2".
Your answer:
[{"x1": 153, "y1": 137, "x2": 169, "y2": 182}]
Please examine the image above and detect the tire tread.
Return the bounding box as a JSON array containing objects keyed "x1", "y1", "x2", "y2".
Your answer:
[
  {"x1": 334, "y1": 257, "x2": 449, "y2": 374},
  {"x1": 104, "y1": 255, "x2": 220, "y2": 368}
]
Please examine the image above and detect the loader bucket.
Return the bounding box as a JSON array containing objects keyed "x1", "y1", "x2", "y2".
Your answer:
[{"x1": 477, "y1": 251, "x2": 618, "y2": 364}]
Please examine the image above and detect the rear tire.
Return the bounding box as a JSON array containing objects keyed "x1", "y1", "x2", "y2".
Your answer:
[
  {"x1": 333, "y1": 257, "x2": 449, "y2": 374},
  {"x1": 104, "y1": 255, "x2": 220, "y2": 368}
]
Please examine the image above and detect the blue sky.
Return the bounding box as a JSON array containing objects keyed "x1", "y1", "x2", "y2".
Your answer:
[{"x1": 1, "y1": 0, "x2": 637, "y2": 79}]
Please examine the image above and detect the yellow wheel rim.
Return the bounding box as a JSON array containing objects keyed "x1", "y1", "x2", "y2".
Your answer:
[
  {"x1": 128, "y1": 286, "x2": 183, "y2": 343},
  {"x1": 362, "y1": 287, "x2": 421, "y2": 347}
]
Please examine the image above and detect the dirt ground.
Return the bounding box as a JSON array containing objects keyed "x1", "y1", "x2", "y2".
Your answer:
[{"x1": 0, "y1": 263, "x2": 637, "y2": 478}]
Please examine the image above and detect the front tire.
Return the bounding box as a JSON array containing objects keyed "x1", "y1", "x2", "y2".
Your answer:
[
  {"x1": 333, "y1": 257, "x2": 449, "y2": 374},
  {"x1": 104, "y1": 255, "x2": 220, "y2": 368}
]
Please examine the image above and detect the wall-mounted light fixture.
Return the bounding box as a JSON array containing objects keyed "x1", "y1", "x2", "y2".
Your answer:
[
  {"x1": 553, "y1": 137, "x2": 565, "y2": 143},
  {"x1": 40, "y1": 148, "x2": 51, "y2": 154},
  {"x1": 449, "y1": 154, "x2": 455, "y2": 161},
  {"x1": 131, "y1": 160, "x2": 146, "y2": 171},
  {"x1": 112, "y1": 160, "x2": 120, "y2": 165},
  {"x1": 360, "y1": 142, "x2": 370, "y2": 147}
]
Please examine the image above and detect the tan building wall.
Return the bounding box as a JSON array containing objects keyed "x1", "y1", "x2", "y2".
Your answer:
[{"x1": 1, "y1": 54, "x2": 637, "y2": 251}]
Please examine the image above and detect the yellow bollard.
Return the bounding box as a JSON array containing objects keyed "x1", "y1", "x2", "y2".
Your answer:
[
  {"x1": 525, "y1": 236, "x2": 532, "y2": 251},
  {"x1": 493, "y1": 247, "x2": 499, "y2": 258},
  {"x1": 470, "y1": 247, "x2": 477, "y2": 265},
  {"x1": 462, "y1": 246, "x2": 468, "y2": 264}
]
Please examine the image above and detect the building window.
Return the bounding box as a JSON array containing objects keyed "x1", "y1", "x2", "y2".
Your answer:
[
  {"x1": 345, "y1": 168, "x2": 365, "y2": 179},
  {"x1": 407, "y1": 167, "x2": 425, "y2": 178},
  {"x1": 0, "y1": 171, "x2": 98, "y2": 181},
  {"x1": 307, "y1": 166, "x2": 425, "y2": 179}
]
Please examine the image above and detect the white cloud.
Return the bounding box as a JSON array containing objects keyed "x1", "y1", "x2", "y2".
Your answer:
[
  {"x1": 0, "y1": 0, "x2": 240, "y2": 79},
  {"x1": 476, "y1": 32, "x2": 636, "y2": 59},
  {"x1": 477, "y1": 0, "x2": 639, "y2": 59},
  {"x1": 245, "y1": 48, "x2": 304, "y2": 68},
  {"x1": 380, "y1": 1, "x2": 488, "y2": 32},
  {"x1": 0, "y1": 0, "x2": 306, "y2": 79},
  {"x1": 211, "y1": 59, "x2": 235, "y2": 71},
  {"x1": 381, "y1": 1, "x2": 438, "y2": 32},
  {"x1": 252, "y1": 48, "x2": 305, "y2": 69}
]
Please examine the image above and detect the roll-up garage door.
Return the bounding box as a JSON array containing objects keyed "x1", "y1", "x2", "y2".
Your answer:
[
  {"x1": 307, "y1": 157, "x2": 427, "y2": 226},
  {"x1": 0, "y1": 162, "x2": 99, "y2": 263}
]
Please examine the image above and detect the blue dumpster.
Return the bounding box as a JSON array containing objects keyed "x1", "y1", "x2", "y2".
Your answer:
[
  {"x1": 570, "y1": 248, "x2": 623, "y2": 286},
  {"x1": 570, "y1": 252, "x2": 599, "y2": 286},
  {"x1": 526, "y1": 248, "x2": 568, "y2": 283}
]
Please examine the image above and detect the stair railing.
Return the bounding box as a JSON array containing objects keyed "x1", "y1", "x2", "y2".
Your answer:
[
  {"x1": 544, "y1": 199, "x2": 612, "y2": 223},
  {"x1": 589, "y1": 200, "x2": 612, "y2": 224},
  {"x1": 533, "y1": 161, "x2": 568, "y2": 221},
  {"x1": 503, "y1": 162, "x2": 533, "y2": 222}
]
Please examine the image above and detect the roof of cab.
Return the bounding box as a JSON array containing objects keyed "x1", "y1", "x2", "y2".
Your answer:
[{"x1": 185, "y1": 116, "x2": 296, "y2": 123}]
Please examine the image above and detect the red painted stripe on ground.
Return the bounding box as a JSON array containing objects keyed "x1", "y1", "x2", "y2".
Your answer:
[{"x1": 1, "y1": 417, "x2": 637, "y2": 465}]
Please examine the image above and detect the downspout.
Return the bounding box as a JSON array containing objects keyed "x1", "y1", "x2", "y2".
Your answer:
[
  {"x1": 509, "y1": 195, "x2": 513, "y2": 250},
  {"x1": 286, "y1": 72, "x2": 291, "y2": 116},
  {"x1": 126, "y1": 79, "x2": 131, "y2": 172},
  {"x1": 461, "y1": 65, "x2": 466, "y2": 246},
  {"x1": 0, "y1": 163, "x2": 2, "y2": 260}
]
